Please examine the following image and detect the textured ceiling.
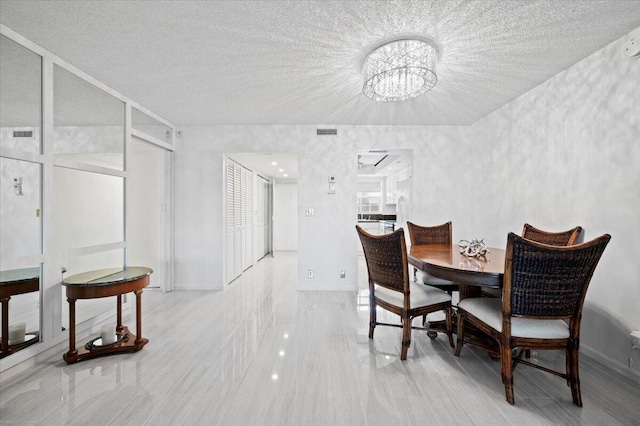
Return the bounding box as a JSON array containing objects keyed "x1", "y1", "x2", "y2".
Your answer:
[{"x1": 1, "y1": 0, "x2": 640, "y2": 126}]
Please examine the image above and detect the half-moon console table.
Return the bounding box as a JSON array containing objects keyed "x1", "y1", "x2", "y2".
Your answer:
[{"x1": 61, "y1": 267, "x2": 152, "y2": 364}]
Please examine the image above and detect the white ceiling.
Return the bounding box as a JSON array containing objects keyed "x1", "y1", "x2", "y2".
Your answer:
[{"x1": 1, "y1": 0, "x2": 639, "y2": 127}]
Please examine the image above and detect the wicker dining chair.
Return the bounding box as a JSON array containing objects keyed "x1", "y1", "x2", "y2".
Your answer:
[
  {"x1": 482, "y1": 223, "x2": 584, "y2": 299},
  {"x1": 406, "y1": 221, "x2": 459, "y2": 295},
  {"x1": 454, "y1": 232, "x2": 611, "y2": 405},
  {"x1": 356, "y1": 225, "x2": 453, "y2": 360},
  {"x1": 522, "y1": 223, "x2": 583, "y2": 246}
]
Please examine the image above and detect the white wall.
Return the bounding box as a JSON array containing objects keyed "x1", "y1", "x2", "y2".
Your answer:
[
  {"x1": 174, "y1": 126, "x2": 359, "y2": 291},
  {"x1": 468, "y1": 29, "x2": 640, "y2": 373}
]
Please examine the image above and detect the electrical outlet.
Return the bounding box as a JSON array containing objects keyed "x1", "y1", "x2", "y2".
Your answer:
[
  {"x1": 630, "y1": 331, "x2": 640, "y2": 369},
  {"x1": 340, "y1": 270, "x2": 346, "y2": 278},
  {"x1": 307, "y1": 269, "x2": 314, "y2": 278}
]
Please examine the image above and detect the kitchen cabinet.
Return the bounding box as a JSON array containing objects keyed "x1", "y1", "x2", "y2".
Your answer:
[
  {"x1": 385, "y1": 166, "x2": 411, "y2": 205},
  {"x1": 357, "y1": 220, "x2": 379, "y2": 253}
]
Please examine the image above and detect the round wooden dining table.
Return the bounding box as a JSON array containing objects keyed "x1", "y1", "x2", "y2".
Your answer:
[
  {"x1": 408, "y1": 244, "x2": 505, "y2": 299},
  {"x1": 408, "y1": 244, "x2": 506, "y2": 356}
]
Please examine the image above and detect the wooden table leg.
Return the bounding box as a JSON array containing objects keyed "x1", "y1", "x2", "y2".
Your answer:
[
  {"x1": 135, "y1": 289, "x2": 143, "y2": 344},
  {"x1": 459, "y1": 284, "x2": 481, "y2": 300},
  {"x1": 1, "y1": 297, "x2": 10, "y2": 356},
  {"x1": 116, "y1": 294, "x2": 123, "y2": 333},
  {"x1": 65, "y1": 298, "x2": 77, "y2": 361}
]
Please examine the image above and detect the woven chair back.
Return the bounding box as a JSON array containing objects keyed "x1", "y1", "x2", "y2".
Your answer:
[
  {"x1": 506, "y1": 233, "x2": 610, "y2": 318},
  {"x1": 407, "y1": 221, "x2": 452, "y2": 245},
  {"x1": 521, "y1": 223, "x2": 582, "y2": 246},
  {"x1": 356, "y1": 226, "x2": 408, "y2": 293}
]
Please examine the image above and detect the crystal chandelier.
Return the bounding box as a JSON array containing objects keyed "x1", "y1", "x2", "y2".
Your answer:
[{"x1": 363, "y1": 39, "x2": 438, "y2": 102}]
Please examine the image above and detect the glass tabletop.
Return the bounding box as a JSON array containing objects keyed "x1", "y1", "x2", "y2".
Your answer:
[{"x1": 62, "y1": 267, "x2": 153, "y2": 287}]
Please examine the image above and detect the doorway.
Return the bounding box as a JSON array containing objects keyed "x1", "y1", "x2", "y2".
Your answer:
[
  {"x1": 127, "y1": 136, "x2": 172, "y2": 291},
  {"x1": 357, "y1": 149, "x2": 412, "y2": 283},
  {"x1": 224, "y1": 153, "x2": 297, "y2": 284},
  {"x1": 273, "y1": 182, "x2": 298, "y2": 251}
]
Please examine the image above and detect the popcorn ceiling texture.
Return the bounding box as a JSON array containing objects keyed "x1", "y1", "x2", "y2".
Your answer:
[{"x1": 1, "y1": 0, "x2": 640, "y2": 125}]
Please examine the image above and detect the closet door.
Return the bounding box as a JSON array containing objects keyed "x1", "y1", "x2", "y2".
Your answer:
[
  {"x1": 226, "y1": 161, "x2": 239, "y2": 283},
  {"x1": 241, "y1": 167, "x2": 253, "y2": 271},
  {"x1": 233, "y1": 164, "x2": 242, "y2": 278}
]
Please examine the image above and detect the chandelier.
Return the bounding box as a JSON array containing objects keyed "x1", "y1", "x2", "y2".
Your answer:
[{"x1": 362, "y1": 39, "x2": 438, "y2": 102}]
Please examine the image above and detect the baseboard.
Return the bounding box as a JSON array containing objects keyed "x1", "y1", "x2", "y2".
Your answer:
[
  {"x1": 297, "y1": 284, "x2": 358, "y2": 291},
  {"x1": 581, "y1": 343, "x2": 640, "y2": 383},
  {"x1": 173, "y1": 285, "x2": 222, "y2": 291}
]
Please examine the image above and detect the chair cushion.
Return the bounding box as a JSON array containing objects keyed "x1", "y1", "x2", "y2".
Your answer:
[
  {"x1": 416, "y1": 270, "x2": 458, "y2": 288},
  {"x1": 458, "y1": 298, "x2": 569, "y2": 339},
  {"x1": 375, "y1": 282, "x2": 451, "y2": 309}
]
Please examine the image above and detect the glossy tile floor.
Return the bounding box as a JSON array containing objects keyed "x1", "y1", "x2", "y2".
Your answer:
[{"x1": 1, "y1": 252, "x2": 639, "y2": 425}]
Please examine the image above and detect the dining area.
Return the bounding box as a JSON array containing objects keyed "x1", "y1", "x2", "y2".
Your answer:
[{"x1": 356, "y1": 221, "x2": 611, "y2": 407}]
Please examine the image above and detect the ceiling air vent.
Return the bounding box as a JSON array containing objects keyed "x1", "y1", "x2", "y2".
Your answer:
[
  {"x1": 13, "y1": 130, "x2": 35, "y2": 139},
  {"x1": 316, "y1": 128, "x2": 337, "y2": 136}
]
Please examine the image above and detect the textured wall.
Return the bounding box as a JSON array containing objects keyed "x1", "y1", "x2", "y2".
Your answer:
[
  {"x1": 175, "y1": 126, "x2": 359, "y2": 291},
  {"x1": 469, "y1": 29, "x2": 640, "y2": 371}
]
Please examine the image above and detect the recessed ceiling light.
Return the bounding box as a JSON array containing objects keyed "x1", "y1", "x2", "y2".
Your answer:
[
  {"x1": 283, "y1": 174, "x2": 289, "y2": 177},
  {"x1": 271, "y1": 162, "x2": 278, "y2": 166},
  {"x1": 279, "y1": 168, "x2": 284, "y2": 172}
]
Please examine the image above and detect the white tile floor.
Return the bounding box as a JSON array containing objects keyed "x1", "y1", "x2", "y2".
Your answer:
[{"x1": 1, "y1": 252, "x2": 639, "y2": 425}]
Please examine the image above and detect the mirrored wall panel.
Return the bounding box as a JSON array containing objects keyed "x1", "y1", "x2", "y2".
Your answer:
[
  {"x1": 132, "y1": 108, "x2": 172, "y2": 144},
  {"x1": 53, "y1": 167, "x2": 124, "y2": 251},
  {"x1": 1, "y1": 265, "x2": 41, "y2": 359},
  {"x1": 53, "y1": 65, "x2": 124, "y2": 170},
  {"x1": 0, "y1": 157, "x2": 42, "y2": 258},
  {"x1": 0, "y1": 35, "x2": 42, "y2": 154}
]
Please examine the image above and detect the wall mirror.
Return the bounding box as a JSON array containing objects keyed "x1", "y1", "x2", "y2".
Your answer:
[
  {"x1": 53, "y1": 65, "x2": 124, "y2": 170},
  {"x1": 132, "y1": 108, "x2": 172, "y2": 144},
  {"x1": 54, "y1": 64, "x2": 126, "y2": 328},
  {"x1": 0, "y1": 35, "x2": 41, "y2": 154},
  {"x1": 0, "y1": 35, "x2": 43, "y2": 357},
  {"x1": 53, "y1": 167, "x2": 124, "y2": 251},
  {"x1": 0, "y1": 265, "x2": 41, "y2": 358},
  {"x1": 0, "y1": 157, "x2": 42, "y2": 258},
  {"x1": 54, "y1": 167, "x2": 124, "y2": 326}
]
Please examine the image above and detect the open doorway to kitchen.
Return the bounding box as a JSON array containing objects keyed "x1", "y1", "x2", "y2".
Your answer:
[{"x1": 356, "y1": 149, "x2": 412, "y2": 286}]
